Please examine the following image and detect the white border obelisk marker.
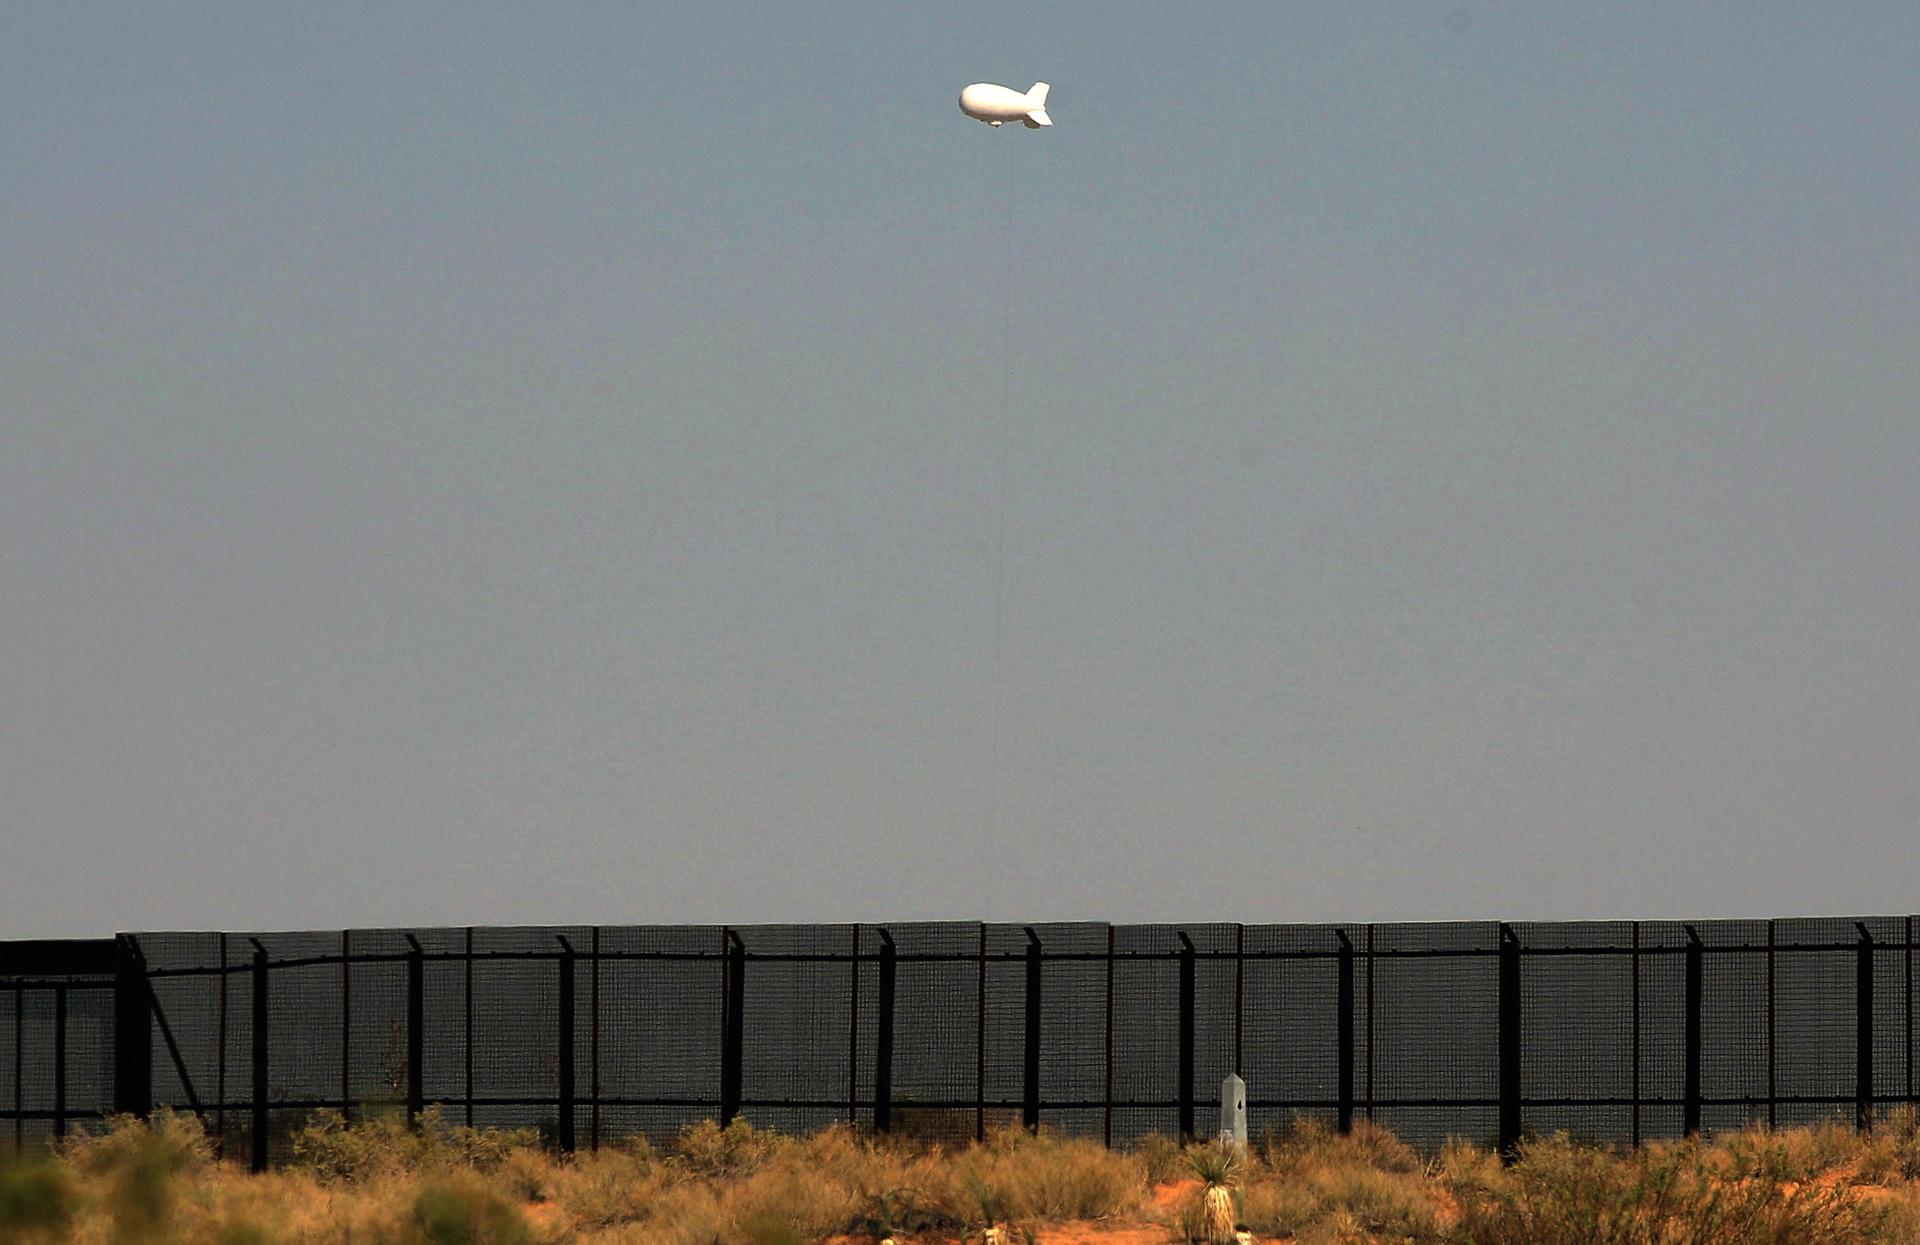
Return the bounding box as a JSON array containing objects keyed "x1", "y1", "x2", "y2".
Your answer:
[{"x1": 1220, "y1": 1073, "x2": 1247, "y2": 1150}]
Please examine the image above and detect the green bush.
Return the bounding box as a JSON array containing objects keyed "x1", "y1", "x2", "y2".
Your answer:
[
  {"x1": 67, "y1": 1110, "x2": 213, "y2": 1244},
  {"x1": 0, "y1": 1153, "x2": 75, "y2": 1241},
  {"x1": 289, "y1": 1107, "x2": 538, "y2": 1180},
  {"x1": 408, "y1": 1171, "x2": 533, "y2": 1245}
]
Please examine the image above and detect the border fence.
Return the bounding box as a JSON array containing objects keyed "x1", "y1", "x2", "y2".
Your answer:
[{"x1": 4, "y1": 918, "x2": 1917, "y2": 1168}]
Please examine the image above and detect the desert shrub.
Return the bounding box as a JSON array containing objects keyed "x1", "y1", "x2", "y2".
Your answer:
[
  {"x1": 1237, "y1": 1178, "x2": 1320, "y2": 1237},
  {"x1": 1430, "y1": 1136, "x2": 1505, "y2": 1198},
  {"x1": 1307, "y1": 1165, "x2": 1437, "y2": 1239},
  {"x1": 0, "y1": 1152, "x2": 75, "y2": 1241},
  {"x1": 289, "y1": 1107, "x2": 538, "y2": 1181},
  {"x1": 855, "y1": 1184, "x2": 938, "y2": 1241},
  {"x1": 666, "y1": 1119, "x2": 785, "y2": 1180},
  {"x1": 1130, "y1": 1132, "x2": 1187, "y2": 1185},
  {"x1": 933, "y1": 1127, "x2": 1144, "y2": 1224},
  {"x1": 178, "y1": 1168, "x2": 353, "y2": 1245},
  {"x1": 1236, "y1": 1164, "x2": 1436, "y2": 1242},
  {"x1": 1778, "y1": 1119, "x2": 1867, "y2": 1181},
  {"x1": 999, "y1": 1132, "x2": 1144, "y2": 1220},
  {"x1": 495, "y1": 1147, "x2": 558, "y2": 1203},
  {"x1": 736, "y1": 1206, "x2": 805, "y2": 1245},
  {"x1": 1857, "y1": 1105, "x2": 1920, "y2": 1184},
  {"x1": 543, "y1": 1144, "x2": 671, "y2": 1229},
  {"x1": 612, "y1": 1178, "x2": 730, "y2": 1245},
  {"x1": 1257, "y1": 1115, "x2": 1421, "y2": 1177},
  {"x1": 1456, "y1": 1133, "x2": 1890, "y2": 1245},
  {"x1": 408, "y1": 1170, "x2": 532, "y2": 1245},
  {"x1": 1708, "y1": 1123, "x2": 1799, "y2": 1184},
  {"x1": 725, "y1": 1162, "x2": 865, "y2": 1240},
  {"x1": 211, "y1": 1219, "x2": 277, "y2": 1245},
  {"x1": 66, "y1": 1109, "x2": 214, "y2": 1242},
  {"x1": 1706, "y1": 1117, "x2": 1894, "y2": 1186}
]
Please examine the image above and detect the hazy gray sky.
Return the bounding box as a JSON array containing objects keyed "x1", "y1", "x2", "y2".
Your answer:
[{"x1": 4, "y1": 3, "x2": 1917, "y2": 937}]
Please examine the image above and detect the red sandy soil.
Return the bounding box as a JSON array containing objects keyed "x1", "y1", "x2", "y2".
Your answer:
[{"x1": 519, "y1": 1181, "x2": 1221, "y2": 1244}]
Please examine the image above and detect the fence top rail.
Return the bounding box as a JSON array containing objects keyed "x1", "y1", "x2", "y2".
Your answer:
[{"x1": 121, "y1": 936, "x2": 1920, "y2": 978}]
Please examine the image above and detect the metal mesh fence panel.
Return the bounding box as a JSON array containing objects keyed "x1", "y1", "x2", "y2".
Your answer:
[
  {"x1": 884, "y1": 922, "x2": 982, "y2": 1143},
  {"x1": 464, "y1": 928, "x2": 579, "y2": 1136},
  {"x1": 1515, "y1": 921, "x2": 1635, "y2": 1146},
  {"x1": 1032, "y1": 923, "x2": 1107, "y2": 1137},
  {"x1": 1772, "y1": 917, "x2": 1855, "y2": 1130},
  {"x1": 734, "y1": 924, "x2": 856, "y2": 1136},
  {"x1": 594, "y1": 925, "x2": 724, "y2": 1142},
  {"x1": 1636, "y1": 921, "x2": 1689, "y2": 1142},
  {"x1": 1108, "y1": 925, "x2": 1180, "y2": 1146},
  {"x1": 1369, "y1": 923, "x2": 1499, "y2": 1150},
  {"x1": 17, "y1": 989, "x2": 60, "y2": 1144},
  {"x1": 1697, "y1": 919, "x2": 1768, "y2": 1135},
  {"x1": 14, "y1": 916, "x2": 1920, "y2": 1159},
  {"x1": 1241, "y1": 925, "x2": 1351, "y2": 1133}
]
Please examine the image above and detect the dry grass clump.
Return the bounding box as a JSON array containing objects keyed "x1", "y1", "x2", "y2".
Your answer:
[
  {"x1": 941, "y1": 1126, "x2": 1146, "y2": 1224},
  {"x1": 1259, "y1": 1117, "x2": 1422, "y2": 1177},
  {"x1": 1850, "y1": 1104, "x2": 1920, "y2": 1185},
  {"x1": 1706, "y1": 1118, "x2": 1865, "y2": 1186},
  {"x1": 1227, "y1": 1117, "x2": 1437, "y2": 1243},
  {"x1": 33, "y1": 1107, "x2": 1920, "y2": 1244},
  {"x1": 535, "y1": 1120, "x2": 949, "y2": 1244},
  {"x1": 1456, "y1": 1133, "x2": 1894, "y2": 1245},
  {"x1": 1130, "y1": 1132, "x2": 1189, "y2": 1185},
  {"x1": 1236, "y1": 1158, "x2": 1437, "y2": 1243},
  {"x1": 535, "y1": 1142, "x2": 666, "y2": 1230},
  {"x1": 291, "y1": 1107, "x2": 539, "y2": 1182},
  {"x1": 1701, "y1": 1107, "x2": 1920, "y2": 1188}
]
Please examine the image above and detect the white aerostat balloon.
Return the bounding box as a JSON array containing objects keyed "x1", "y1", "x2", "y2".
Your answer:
[{"x1": 959, "y1": 81, "x2": 1052, "y2": 128}]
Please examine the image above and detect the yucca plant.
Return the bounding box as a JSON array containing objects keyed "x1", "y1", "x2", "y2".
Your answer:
[
  {"x1": 1185, "y1": 1144, "x2": 1243, "y2": 1245},
  {"x1": 859, "y1": 1187, "x2": 923, "y2": 1245},
  {"x1": 966, "y1": 1179, "x2": 1011, "y2": 1245}
]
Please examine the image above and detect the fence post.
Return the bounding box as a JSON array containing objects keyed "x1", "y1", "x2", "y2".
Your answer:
[
  {"x1": 406, "y1": 937, "x2": 424, "y2": 1129},
  {"x1": 721, "y1": 930, "x2": 745, "y2": 1126},
  {"x1": 1498, "y1": 924, "x2": 1521, "y2": 1160},
  {"x1": 251, "y1": 943, "x2": 269, "y2": 1172},
  {"x1": 113, "y1": 935, "x2": 152, "y2": 1120},
  {"x1": 12, "y1": 983, "x2": 22, "y2": 1149},
  {"x1": 11, "y1": 983, "x2": 20, "y2": 1149},
  {"x1": 217, "y1": 934, "x2": 229, "y2": 1150},
  {"x1": 590, "y1": 927, "x2": 602, "y2": 1151},
  {"x1": 874, "y1": 929, "x2": 895, "y2": 1134},
  {"x1": 1366, "y1": 924, "x2": 1376, "y2": 1123},
  {"x1": 1103, "y1": 925, "x2": 1114, "y2": 1148},
  {"x1": 975, "y1": 925, "x2": 986, "y2": 1144},
  {"x1": 1234, "y1": 923, "x2": 1245, "y2": 1077},
  {"x1": 1024, "y1": 927, "x2": 1042, "y2": 1132},
  {"x1": 847, "y1": 924, "x2": 860, "y2": 1127},
  {"x1": 463, "y1": 928, "x2": 473, "y2": 1128},
  {"x1": 53, "y1": 985, "x2": 68, "y2": 1141},
  {"x1": 557, "y1": 937, "x2": 576, "y2": 1152},
  {"x1": 1631, "y1": 921, "x2": 1641, "y2": 1147},
  {"x1": 1336, "y1": 929, "x2": 1355, "y2": 1135},
  {"x1": 1178, "y1": 932, "x2": 1196, "y2": 1141},
  {"x1": 1768, "y1": 919, "x2": 1777, "y2": 1129},
  {"x1": 1684, "y1": 926, "x2": 1703, "y2": 1137},
  {"x1": 340, "y1": 931, "x2": 351, "y2": 1127},
  {"x1": 1858, "y1": 923, "x2": 1875, "y2": 1132}
]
